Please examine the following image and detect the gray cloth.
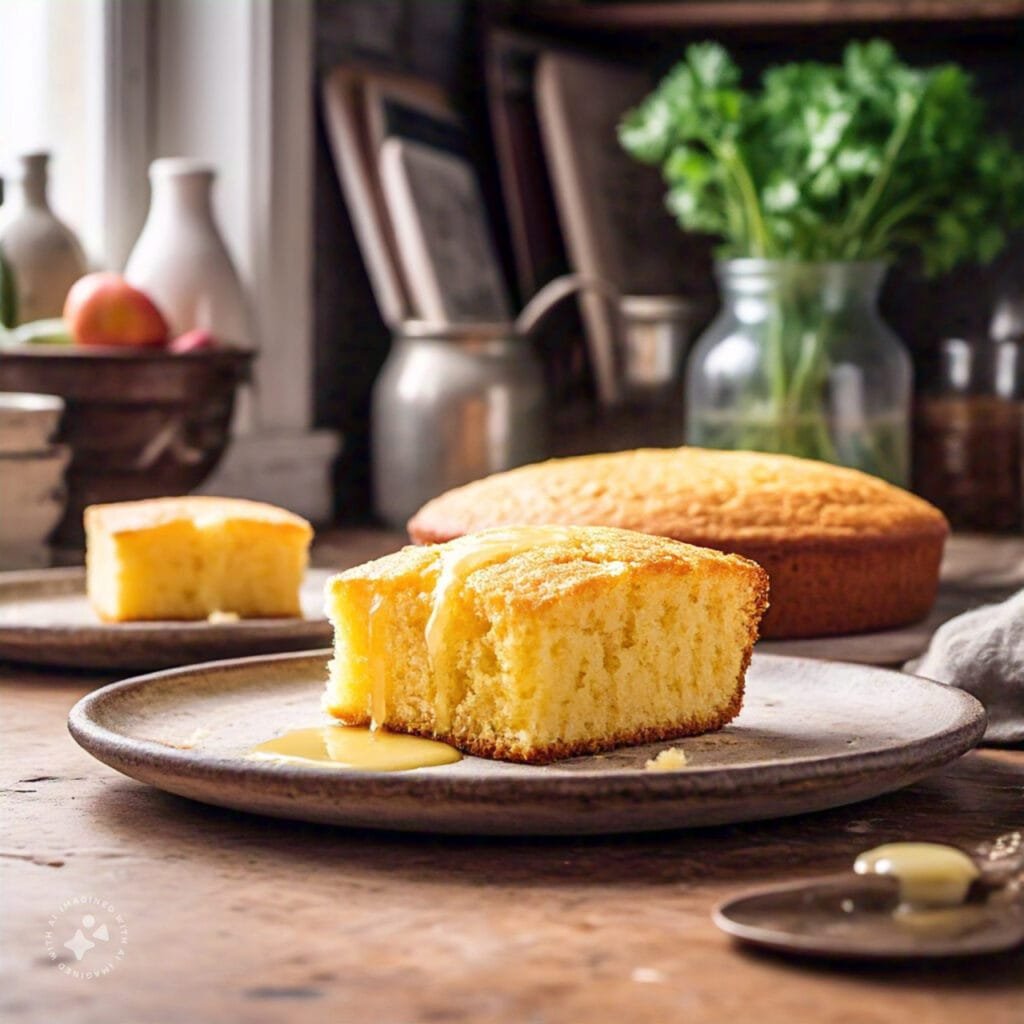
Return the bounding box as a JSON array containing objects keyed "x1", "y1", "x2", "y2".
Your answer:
[{"x1": 905, "y1": 588, "x2": 1024, "y2": 745}]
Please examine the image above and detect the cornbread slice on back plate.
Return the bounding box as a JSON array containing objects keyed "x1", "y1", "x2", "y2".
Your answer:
[
  {"x1": 324, "y1": 525, "x2": 769, "y2": 764},
  {"x1": 86, "y1": 496, "x2": 312, "y2": 622}
]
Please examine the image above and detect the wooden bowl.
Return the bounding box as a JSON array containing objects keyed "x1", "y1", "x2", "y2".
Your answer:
[{"x1": 0, "y1": 345, "x2": 253, "y2": 546}]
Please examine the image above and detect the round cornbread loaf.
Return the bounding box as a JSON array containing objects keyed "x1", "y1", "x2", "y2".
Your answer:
[{"x1": 407, "y1": 448, "x2": 949, "y2": 639}]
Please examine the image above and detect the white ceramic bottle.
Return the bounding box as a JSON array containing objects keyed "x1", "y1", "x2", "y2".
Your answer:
[
  {"x1": 0, "y1": 152, "x2": 88, "y2": 324},
  {"x1": 125, "y1": 158, "x2": 251, "y2": 345}
]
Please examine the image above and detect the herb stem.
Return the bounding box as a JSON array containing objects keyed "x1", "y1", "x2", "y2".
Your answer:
[
  {"x1": 860, "y1": 186, "x2": 943, "y2": 257},
  {"x1": 838, "y1": 86, "x2": 927, "y2": 255},
  {"x1": 715, "y1": 140, "x2": 772, "y2": 256}
]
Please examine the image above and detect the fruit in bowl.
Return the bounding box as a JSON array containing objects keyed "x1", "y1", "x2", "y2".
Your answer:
[
  {"x1": 169, "y1": 328, "x2": 218, "y2": 353},
  {"x1": 6, "y1": 318, "x2": 74, "y2": 346},
  {"x1": 0, "y1": 272, "x2": 248, "y2": 546},
  {"x1": 64, "y1": 272, "x2": 169, "y2": 348}
]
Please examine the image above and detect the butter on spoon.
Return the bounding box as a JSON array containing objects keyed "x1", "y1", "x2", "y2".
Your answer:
[{"x1": 853, "y1": 842, "x2": 980, "y2": 907}]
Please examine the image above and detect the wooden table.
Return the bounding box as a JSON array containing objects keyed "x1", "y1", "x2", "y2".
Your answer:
[{"x1": 3, "y1": 533, "x2": 1022, "y2": 1024}]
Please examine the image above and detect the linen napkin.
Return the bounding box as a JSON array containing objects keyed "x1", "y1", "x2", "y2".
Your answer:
[{"x1": 905, "y1": 588, "x2": 1024, "y2": 745}]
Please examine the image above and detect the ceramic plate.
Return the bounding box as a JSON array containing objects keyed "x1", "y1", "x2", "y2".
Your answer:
[
  {"x1": 756, "y1": 581, "x2": 1017, "y2": 667},
  {"x1": 68, "y1": 652, "x2": 986, "y2": 835},
  {"x1": 0, "y1": 567, "x2": 333, "y2": 671},
  {"x1": 756, "y1": 613, "x2": 945, "y2": 666}
]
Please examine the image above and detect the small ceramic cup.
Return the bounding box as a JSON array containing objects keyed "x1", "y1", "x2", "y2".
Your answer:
[
  {"x1": 0, "y1": 392, "x2": 69, "y2": 566},
  {"x1": 0, "y1": 391, "x2": 64, "y2": 454}
]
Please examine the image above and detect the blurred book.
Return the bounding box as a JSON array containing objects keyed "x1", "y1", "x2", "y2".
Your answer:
[
  {"x1": 323, "y1": 64, "x2": 512, "y2": 325},
  {"x1": 485, "y1": 30, "x2": 570, "y2": 302},
  {"x1": 535, "y1": 49, "x2": 710, "y2": 405},
  {"x1": 361, "y1": 70, "x2": 463, "y2": 163},
  {"x1": 379, "y1": 138, "x2": 511, "y2": 323},
  {"x1": 486, "y1": 29, "x2": 593, "y2": 409},
  {"x1": 321, "y1": 65, "x2": 412, "y2": 328}
]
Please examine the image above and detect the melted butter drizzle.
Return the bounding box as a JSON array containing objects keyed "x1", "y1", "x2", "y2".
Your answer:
[
  {"x1": 423, "y1": 526, "x2": 579, "y2": 661},
  {"x1": 853, "y1": 841, "x2": 985, "y2": 937},
  {"x1": 891, "y1": 903, "x2": 992, "y2": 938},
  {"x1": 368, "y1": 593, "x2": 386, "y2": 730},
  {"x1": 250, "y1": 725, "x2": 461, "y2": 772},
  {"x1": 423, "y1": 526, "x2": 579, "y2": 731}
]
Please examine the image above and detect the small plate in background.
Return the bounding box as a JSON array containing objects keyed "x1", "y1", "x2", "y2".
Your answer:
[{"x1": 0, "y1": 567, "x2": 333, "y2": 671}]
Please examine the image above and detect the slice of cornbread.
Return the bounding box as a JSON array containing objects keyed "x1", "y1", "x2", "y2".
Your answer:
[
  {"x1": 86, "y1": 496, "x2": 313, "y2": 622},
  {"x1": 324, "y1": 525, "x2": 768, "y2": 764}
]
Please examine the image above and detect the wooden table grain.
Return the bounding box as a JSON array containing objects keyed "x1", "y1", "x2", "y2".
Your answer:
[{"x1": 2, "y1": 532, "x2": 1022, "y2": 1024}]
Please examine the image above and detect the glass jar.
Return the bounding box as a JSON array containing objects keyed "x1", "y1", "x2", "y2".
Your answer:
[
  {"x1": 914, "y1": 337, "x2": 1023, "y2": 532},
  {"x1": 685, "y1": 260, "x2": 911, "y2": 484}
]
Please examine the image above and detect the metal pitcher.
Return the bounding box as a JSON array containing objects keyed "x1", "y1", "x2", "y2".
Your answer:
[
  {"x1": 371, "y1": 321, "x2": 547, "y2": 528},
  {"x1": 370, "y1": 275, "x2": 625, "y2": 528}
]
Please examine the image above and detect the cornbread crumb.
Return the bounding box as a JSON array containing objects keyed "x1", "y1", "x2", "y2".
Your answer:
[
  {"x1": 324, "y1": 525, "x2": 768, "y2": 764},
  {"x1": 645, "y1": 747, "x2": 689, "y2": 771},
  {"x1": 158, "y1": 726, "x2": 211, "y2": 750},
  {"x1": 208, "y1": 610, "x2": 241, "y2": 624},
  {"x1": 86, "y1": 496, "x2": 312, "y2": 622}
]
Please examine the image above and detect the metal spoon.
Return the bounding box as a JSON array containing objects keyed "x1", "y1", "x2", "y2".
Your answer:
[{"x1": 713, "y1": 832, "x2": 1024, "y2": 959}]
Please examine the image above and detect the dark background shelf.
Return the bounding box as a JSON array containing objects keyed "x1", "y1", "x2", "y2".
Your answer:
[{"x1": 528, "y1": 1, "x2": 1024, "y2": 29}]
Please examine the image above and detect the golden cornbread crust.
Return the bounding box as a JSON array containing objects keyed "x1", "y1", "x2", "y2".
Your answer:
[
  {"x1": 85, "y1": 495, "x2": 312, "y2": 537},
  {"x1": 726, "y1": 532, "x2": 943, "y2": 638},
  {"x1": 331, "y1": 691, "x2": 746, "y2": 765},
  {"x1": 334, "y1": 526, "x2": 765, "y2": 609},
  {"x1": 407, "y1": 448, "x2": 948, "y2": 639},
  {"x1": 325, "y1": 526, "x2": 769, "y2": 764}
]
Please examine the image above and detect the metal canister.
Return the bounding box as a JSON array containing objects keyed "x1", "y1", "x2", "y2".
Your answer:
[
  {"x1": 371, "y1": 321, "x2": 547, "y2": 528},
  {"x1": 618, "y1": 294, "x2": 697, "y2": 401}
]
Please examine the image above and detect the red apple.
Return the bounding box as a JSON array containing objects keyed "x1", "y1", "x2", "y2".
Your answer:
[
  {"x1": 63, "y1": 272, "x2": 169, "y2": 347},
  {"x1": 169, "y1": 328, "x2": 218, "y2": 353}
]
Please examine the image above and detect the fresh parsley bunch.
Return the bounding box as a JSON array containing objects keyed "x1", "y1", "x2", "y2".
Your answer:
[{"x1": 620, "y1": 40, "x2": 1024, "y2": 274}]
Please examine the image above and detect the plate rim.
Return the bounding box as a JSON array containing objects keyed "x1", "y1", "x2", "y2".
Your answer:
[
  {"x1": 67, "y1": 649, "x2": 988, "y2": 800},
  {"x1": 0, "y1": 566, "x2": 332, "y2": 636}
]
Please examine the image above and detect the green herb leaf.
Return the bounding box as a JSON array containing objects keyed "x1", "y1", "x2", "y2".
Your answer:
[{"x1": 619, "y1": 40, "x2": 1024, "y2": 274}]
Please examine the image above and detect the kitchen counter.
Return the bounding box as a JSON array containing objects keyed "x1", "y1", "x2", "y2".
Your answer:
[{"x1": 3, "y1": 532, "x2": 1022, "y2": 1024}]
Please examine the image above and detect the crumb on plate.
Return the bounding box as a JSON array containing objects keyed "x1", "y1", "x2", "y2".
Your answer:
[
  {"x1": 157, "y1": 726, "x2": 211, "y2": 750},
  {"x1": 645, "y1": 747, "x2": 689, "y2": 772},
  {"x1": 208, "y1": 610, "x2": 241, "y2": 624}
]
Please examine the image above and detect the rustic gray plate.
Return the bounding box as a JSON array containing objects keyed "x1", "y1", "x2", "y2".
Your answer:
[
  {"x1": 756, "y1": 617, "x2": 942, "y2": 667},
  {"x1": 68, "y1": 652, "x2": 986, "y2": 835},
  {"x1": 0, "y1": 567, "x2": 333, "y2": 671}
]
